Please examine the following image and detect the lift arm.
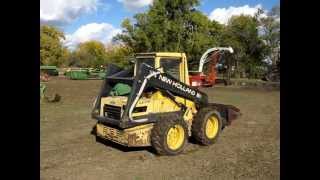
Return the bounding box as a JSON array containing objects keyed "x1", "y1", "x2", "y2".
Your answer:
[
  {"x1": 92, "y1": 62, "x2": 240, "y2": 129},
  {"x1": 121, "y1": 63, "x2": 209, "y2": 124}
]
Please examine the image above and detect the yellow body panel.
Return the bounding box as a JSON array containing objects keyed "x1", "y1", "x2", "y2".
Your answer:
[
  {"x1": 96, "y1": 123, "x2": 153, "y2": 146},
  {"x1": 100, "y1": 96, "x2": 151, "y2": 117},
  {"x1": 100, "y1": 91, "x2": 196, "y2": 119}
]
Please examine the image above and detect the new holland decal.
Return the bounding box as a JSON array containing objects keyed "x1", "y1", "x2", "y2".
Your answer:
[{"x1": 157, "y1": 74, "x2": 197, "y2": 96}]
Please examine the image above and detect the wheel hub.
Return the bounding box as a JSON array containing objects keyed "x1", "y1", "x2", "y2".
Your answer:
[
  {"x1": 167, "y1": 125, "x2": 185, "y2": 150},
  {"x1": 205, "y1": 116, "x2": 219, "y2": 139}
]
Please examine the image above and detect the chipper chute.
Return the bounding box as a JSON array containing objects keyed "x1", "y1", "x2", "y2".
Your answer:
[{"x1": 189, "y1": 47, "x2": 234, "y2": 87}]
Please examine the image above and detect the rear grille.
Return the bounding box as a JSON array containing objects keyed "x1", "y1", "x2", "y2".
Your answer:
[
  {"x1": 104, "y1": 105, "x2": 122, "y2": 120},
  {"x1": 102, "y1": 126, "x2": 121, "y2": 138}
]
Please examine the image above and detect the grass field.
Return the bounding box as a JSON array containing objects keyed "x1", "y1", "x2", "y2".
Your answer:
[{"x1": 41, "y1": 77, "x2": 280, "y2": 180}]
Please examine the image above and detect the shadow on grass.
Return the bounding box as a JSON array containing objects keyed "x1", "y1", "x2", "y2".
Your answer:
[{"x1": 96, "y1": 136, "x2": 156, "y2": 154}]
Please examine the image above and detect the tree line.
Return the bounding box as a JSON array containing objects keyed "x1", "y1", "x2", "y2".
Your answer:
[
  {"x1": 40, "y1": 25, "x2": 132, "y2": 68},
  {"x1": 40, "y1": 0, "x2": 279, "y2": 79}
]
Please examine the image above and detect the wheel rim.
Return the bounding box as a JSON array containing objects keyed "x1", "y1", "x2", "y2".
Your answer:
[
  {"x1": 166, "y1": 125, "x2": 185, "y2": 150},
  {"x1": 205, "y1": 115, "x2": 219, "y2": 139}
]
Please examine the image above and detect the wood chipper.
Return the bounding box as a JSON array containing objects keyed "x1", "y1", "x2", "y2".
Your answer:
[
  {"x1": 189, "y1": 47, "x2": 234, "y2": 87},
  {"x1": 92, "y1": 52, "x2": 241, "y2": 155}
]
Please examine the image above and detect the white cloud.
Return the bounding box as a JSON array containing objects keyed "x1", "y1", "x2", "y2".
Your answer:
[
  {"x1": 118, "y1": 0, "x2": 153, "y2": 11},
  {"x1": 209, "y1": 4, "x2": 267, "y2": 25},
  {"x1": 40, "y1": 0, "x2": 98, "y2": 26},
  {"x1": 63, "y1": 23, "x2": 122, "y2": 49}
]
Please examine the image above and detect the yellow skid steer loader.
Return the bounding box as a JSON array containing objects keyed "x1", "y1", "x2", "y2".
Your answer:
[{"x1": 92, "y1": 52, "x2": 240, "y2": 155}]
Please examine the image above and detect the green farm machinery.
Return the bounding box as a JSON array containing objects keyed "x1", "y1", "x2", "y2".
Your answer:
[
  {"x1": 40, "y1": 66, "x2": 59, "y2": 76},
  {"x1": 65, "y1": 68, "x2": 106, "y2": 80}
]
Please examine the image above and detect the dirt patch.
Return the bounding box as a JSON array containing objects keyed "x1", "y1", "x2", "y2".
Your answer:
[
  {"x1": 228, "y1": 79, "x2": 280, "y2": 90},
  {"x1": 41, "y1": 78, "x2": 280, "y2": 180}
]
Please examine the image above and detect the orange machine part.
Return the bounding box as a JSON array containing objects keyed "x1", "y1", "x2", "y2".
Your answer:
[{"x1": 189, "y1": 51, "x2": 222, "y2": 87}]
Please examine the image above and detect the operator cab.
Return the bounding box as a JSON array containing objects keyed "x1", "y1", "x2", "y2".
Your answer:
[
  {"x1": 94, "y1": 52, "x2": 193, "y2": 122},
  {"x1": 134, "y1": 52, "x2": 189, "y2": 85}
]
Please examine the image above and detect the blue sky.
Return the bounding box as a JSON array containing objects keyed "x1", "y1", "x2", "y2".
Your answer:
[{"x1": 40, "y1": 0, "x2": 279, "y2": 48}]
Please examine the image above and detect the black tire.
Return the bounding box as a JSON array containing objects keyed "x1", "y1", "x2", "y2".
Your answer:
[
  {"x1": 151, "y1": 115, "x2": 188, "y2": 156},
  {"x1": 192, "y1": 108, "x2": 222, "y2": 145}
]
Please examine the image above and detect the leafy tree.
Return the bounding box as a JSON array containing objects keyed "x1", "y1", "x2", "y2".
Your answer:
[
  {"x1": 105, "y1": 44, "x2": 134, "y2": 68},
  {"x1": 64, "y1": 51, "x2": 79, "y2": 67},
  {"x1": 269, "y1": 4, "x2": 280, "y2": 17},
  {"x1": 221, "y1": 14, "x2": 268, "y2": 78},
  {"x1": 60, "y1": 48, "x2": 71, "y2": 67},
  {"x1": 40, "y1": 25, "x2": 67, "y2": 66},
  {"x1": 111, "y1": 1, "x2": 278, "y2": 79},
  {"x1": 72, "y1": 41, "x2": 107, "y2": 68},
  {"x1": 64, "y1": 41, "x2": 134, "y2": 68},
  {"x1": 114, "y1": 0, "x2": 222, "y2": 63},
  {"x1": 259, "y1": 4, "x2": 280, "y2": 66}
]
